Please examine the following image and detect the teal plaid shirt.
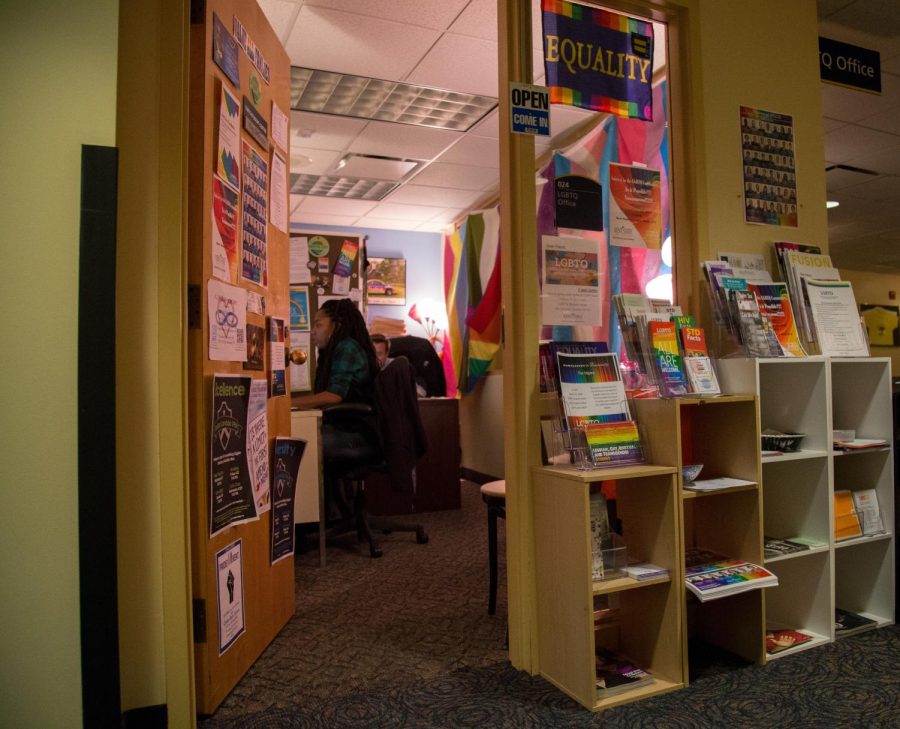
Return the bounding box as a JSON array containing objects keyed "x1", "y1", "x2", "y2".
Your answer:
[{"x1": 325, "y1": 338, "x2": 373, "y2": 404}]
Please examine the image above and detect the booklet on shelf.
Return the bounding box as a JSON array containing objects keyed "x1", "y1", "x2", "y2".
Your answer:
[
  {"x1": 763, "y1": 536, "x2": 811, "y2": 560},
  {"x1": 833, "y1": 437, "x2": 888, "y2": 450},
  {"x1": 805, "y1": 280, "x2": 869, "y2": 357},
  {"x1": 684, "y1": 548, "x2": 778, "y2": 602},
  {"x1": 747, "y1": 282, "x2": 806, "y2": 357},
  {"x1": 595, "y1": 647, "x2": 653, "y2": 696},
  {"x1": 683, "y1": 476, "x2": 756, "y2": 492},
  {"x1": 730, "y1": 289, "x2": 784, "y2": 357},
  {"x1": 851, "y1": 489, "x2": 885, "y2": 536},
  {"x1": 834, "y1": 607, "x2": 878, "y2": 637},
  {"x1": 782, "y1": 249, "x2": 838, "y2": 344},
  {"x1": 766, "y1": 628, "x2": 813, "y2": 655},
  {"x1": 555, "y1": 350, "x2": 629, "y2": 429},
  {"x1": 541, "y1": 340, "x2": 610, "y2": 393},
  {"x1": 834, "y1": 489, "x2": 863, "y2": 541},
  {"x1": 648, "y1": 321, "x2": 689, "y2": 397},
  {"x1": 680, "y1": 326, "x2": 720, "y2": 395},
  {"x1": 584, "y1": 421, "x2": 644, "y2": 466},
  {"x1": 625, "y1": 562, "x2": 670, "y2": 581}
]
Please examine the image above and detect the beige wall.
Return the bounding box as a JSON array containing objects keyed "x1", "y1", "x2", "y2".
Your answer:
[
  {"x1": 678, "y1": 0, "x2": 828, "y2": 313},
  {"x1": 841, "y1": 269, "x2": 900, "y2": 373},
  {"x1": 0, "y1": 1, "x2": 119, "y2": 725}
]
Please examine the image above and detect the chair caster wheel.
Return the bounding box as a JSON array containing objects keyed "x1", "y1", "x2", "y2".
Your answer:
[
  {"x1": 416, "y1": 531, "x2": 429, "y2": 544},
  {"x1": 370, "y1": 547, "x2": 384, "y2": 558}
]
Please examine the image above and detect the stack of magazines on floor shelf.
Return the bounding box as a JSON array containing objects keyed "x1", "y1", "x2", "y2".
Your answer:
[
  {"x1": 834, "y1": 607, "x2": 878, "y2": 637},
  {"x1": 765, "y1": 628, "x2": 813, "y2": 655},
  {"x1": 684, "y1": 548, "x2": 778, "y2": 602},
  {"x1": 594, "y1": 647, "x2": 653, "y2": 696},
  {"x1": 611, "y1": 294, "x2": 721, "y2": 398}
]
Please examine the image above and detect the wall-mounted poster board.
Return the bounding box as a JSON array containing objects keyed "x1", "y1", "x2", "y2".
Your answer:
[
  {"x1": 187, "y1": 0, "x2": 293, "y2": 713},
  {"x1": 289, "y1": 229, "x2": 366, "y2": 391}
]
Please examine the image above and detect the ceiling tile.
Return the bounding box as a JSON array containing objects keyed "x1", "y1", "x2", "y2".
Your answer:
[
  {"x1": 439, "y1": 135, "x2": 500, "y2": 168},
  {"x1": 365, "y1": 202, "x2": 448, "y2": 221},
  {"x1": 290, "y1": 147, "x2": 342, "y2": 176},
  {"x1": 291, "y1": 211, "x2": 361, "y2": 226},
  {"x1": 416, "y1": 221, "x2": 455, "y2": 232},
  {"x1": 424, "y1": 208, "x2": 467, "y2": 225},
  {"x1": 385, "y1": 184, "x2": 483, "y2": 208},
  {"x1": 841, "y1": 143, "x2": 900, "y2": 176},
  {"x1": 408, "y1": 162, "x2": 489, "y2": 190},
  {"x1": 822, "y1": 116, "x2": 846, "y2": 133},
  {"x1": 470, "y1": 110, "x2": 499, "y2": 139},
  {"x1": 353, "y1": 217, "x2": 422, "y2": 231},
  {"x1": 823, "y1": 123, "x2": 900, "y2": 163},
  {"x1": 306, "y1": 0, "x2": 469, "y2": 31},
  {"x1": 290, "y1": 194, "x2": 305, "y2": 213},
  {"x1": 858, "y1": 105, "x2": 900, "y2": 135},
  {"x1": 257, "y1": 0, "x2": 302, "y2": 43},
  {"x1": 284, "y1": 6, "x2": 440, "y2": 80},
  {"x1": 821, "y1": 72, "x2": 900, "y2": 123},
  {"x1": 836, "y1": 174, "x2": 900, "y2": 202},
  {"x1": 295, "y1": 196, "x2": 378, "y2": 216},
  {"x1": 407, "y1": 34, "x2": 499, "y2": 98},
  {"x1": 291, "y1": 111, "x2": 367, "y2": 151},
  {"x1": 825, "y1": 164, "x2": 880, "y2": 191},
  {"x1": 348, "y1": 120, "x2": 462, "y2": 160}
]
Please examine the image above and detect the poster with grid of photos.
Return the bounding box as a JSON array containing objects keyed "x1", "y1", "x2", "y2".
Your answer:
[{"x1": 740, "y1": 106, "x2": 798, "y2": 228}]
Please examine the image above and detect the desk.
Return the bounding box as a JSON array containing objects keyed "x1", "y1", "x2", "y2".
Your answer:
[
  {"x1": 290, "y1": 408, "x2": 325, "y2": 566},
  {"x1": 366, "y1": 397, "x2": 461, "y2": 515}
]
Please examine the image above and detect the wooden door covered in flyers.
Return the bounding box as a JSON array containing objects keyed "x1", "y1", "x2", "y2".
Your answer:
[{"x1": 187, "y1": 0, "x2": 294, "y2": 713}]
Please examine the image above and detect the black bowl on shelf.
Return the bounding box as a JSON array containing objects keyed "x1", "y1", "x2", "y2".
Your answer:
[{"x1": 761, "y1": 432, "x2": 805, "y2": 452}]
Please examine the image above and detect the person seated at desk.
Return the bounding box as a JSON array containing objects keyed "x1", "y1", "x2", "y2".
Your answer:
[
  {"x1": 293, "y1": 298, "x2": 380, "y2": 464},
  {"x1": 370, "y1": 332, "x2": 392, "y2": 370}
]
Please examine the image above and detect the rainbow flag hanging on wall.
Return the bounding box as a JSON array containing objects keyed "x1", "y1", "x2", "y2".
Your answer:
[
  {"x1": 442, "y1": 208, "x2": 503, "y2": 396},
  {"x1": 541, "y1": 0, "x2": 654, "y2": 121}
]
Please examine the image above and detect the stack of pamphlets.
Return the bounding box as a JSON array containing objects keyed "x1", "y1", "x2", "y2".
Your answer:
[
  {"x1": 684, "y1": 548, "x2": 778, "y2": 602},
  {"x1": 834, "y1": 607, "x2": 877, "y2": 637},
  {"x1": 624, "y1": 562, "x2": 670, "y2": 581},
  {"x1": 595, "y1": 647, "x2": 653, "y2": 696},
  {"x1": 834, "y1": 490, "x2": 862, "y2": 541}
]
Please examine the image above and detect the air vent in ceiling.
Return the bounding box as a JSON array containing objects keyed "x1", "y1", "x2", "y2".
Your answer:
[{"x1": 290, "y1": 173, "x2": 398, "y2": 201}]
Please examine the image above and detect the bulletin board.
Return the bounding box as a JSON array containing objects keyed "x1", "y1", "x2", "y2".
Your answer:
[
  {"x1": 186, "y1": 0, "x2": 293, "y2": 713},
  {"x1": 288, "y1": 229, "x2": 366, "y2": 392}
]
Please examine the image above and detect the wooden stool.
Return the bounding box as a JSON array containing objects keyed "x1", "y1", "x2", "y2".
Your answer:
[{"x1": 480, "y1": 479, "x2": 506, "y2": 615}]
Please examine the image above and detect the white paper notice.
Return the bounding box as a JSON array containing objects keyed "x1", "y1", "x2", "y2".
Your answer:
[
  {"x1": 541, "y1": 235, "x2": 602, "y2": 326},
  {"x1": 216, "y1": 539, "x2": 245, "y2": 655},
  {"x1": 806, "y1": 280, "x2": 869, "y2": 357},
  {"x1": 271, "y1": 101, "x2": 289, "y2": 153},
  {"x1": 247, "y1": 379, "x2": 270, "y2": 514},
  {"x1": 290, "y1": 236, "x2": 311, "y2": 284},
  {"x1": 207, "y1": 279, "x2": 248, "y2": 361},
  {"x1": 289, "y1": 331, "x2": 311, "y2": 391},
  {"x1": 270, "y1": 151, "x2": 288, "y2": 234}
]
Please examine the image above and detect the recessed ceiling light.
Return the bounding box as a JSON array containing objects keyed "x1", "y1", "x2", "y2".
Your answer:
[
  {"x1": 826, "y1": 200, "x2": 840, "y2": 209},
  {"x1": 290, "y1": 67, "x2": 498, "y2": 132}
]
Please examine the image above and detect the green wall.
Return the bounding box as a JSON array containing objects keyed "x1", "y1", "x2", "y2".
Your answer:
[{"x1": 0, "y1": 1, "x2": 119, "y2": 725}]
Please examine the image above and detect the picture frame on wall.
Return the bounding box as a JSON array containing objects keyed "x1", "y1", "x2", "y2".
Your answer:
[
  {"x1": 367, "y1": 257, "x2": 407, "y2": 306},
  {"x1": 860, "y1": 304, "x2": 900, "y2": 346}
]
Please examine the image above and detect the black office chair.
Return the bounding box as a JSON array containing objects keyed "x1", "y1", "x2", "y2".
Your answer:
[
  {"x1": 387, "y1": 336, "x2": 446, "y2": 397},
  {"x1": 321, "y1": 356, "x2": 429, "y2": 558}
]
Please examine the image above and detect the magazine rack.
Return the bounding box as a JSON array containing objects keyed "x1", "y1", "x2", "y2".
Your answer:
[{"x1": 717, "y1": 357, "x2": 895, "y2": 659}]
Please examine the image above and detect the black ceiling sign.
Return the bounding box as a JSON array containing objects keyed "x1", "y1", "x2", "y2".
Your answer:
[{"x1": 819, "y1": 37, "x2": 881, "y2": 94}]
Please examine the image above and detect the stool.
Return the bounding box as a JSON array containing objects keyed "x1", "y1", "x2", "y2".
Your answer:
[{"x1": 480, "y1": 479, "x2": 506, "y2": 615}]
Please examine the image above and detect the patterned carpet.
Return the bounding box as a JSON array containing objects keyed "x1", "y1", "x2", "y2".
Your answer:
[{"x1": 201, "y1": 481, "x2": 900, "y2": 728}]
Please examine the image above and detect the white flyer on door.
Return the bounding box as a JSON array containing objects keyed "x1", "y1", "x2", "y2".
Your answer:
[
  {"x1": 216, "y1": 539, "x2": 245, "y2": 655},
  {"x1": 541, "y1": 235, "x2": 602, "y2": 326},
  {"x1": 246, "y1": 378, "x2": 270, "y2": 514},
  {"x1": 207, "y1": 279, "x2": 248, "y2": 361}
]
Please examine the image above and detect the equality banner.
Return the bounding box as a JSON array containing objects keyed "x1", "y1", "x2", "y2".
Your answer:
[{"x1": 541, "y1": 0, "x2": 653, "y2": 121}]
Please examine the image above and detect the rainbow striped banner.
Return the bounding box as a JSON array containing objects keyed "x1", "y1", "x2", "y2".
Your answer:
[{"x1": 541, "y1": 0, "x2": 654, "y2": 120}]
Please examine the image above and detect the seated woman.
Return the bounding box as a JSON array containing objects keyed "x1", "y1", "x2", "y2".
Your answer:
[{"x1": 293, "y1": 298, "x2": 381, "y2": 496}]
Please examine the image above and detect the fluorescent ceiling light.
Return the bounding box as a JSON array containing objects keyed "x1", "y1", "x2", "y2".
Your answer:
[
  {"x1": 291, "y1": 173, "x2": 398, "y2": 201},
  {"x1": 290, "y1": 67, "x2": 497, "y2": 132},
  {"x1": 826, "y1": 200, "x2": 840, "y2": 209},
  {"x1": 334, "y1": 153, "x2": 422, "y2": 181}
]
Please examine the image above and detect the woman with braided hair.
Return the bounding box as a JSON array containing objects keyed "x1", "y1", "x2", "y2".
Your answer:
[{"x1": 293, "y1": 297, "x2": 379, "y2": 411}]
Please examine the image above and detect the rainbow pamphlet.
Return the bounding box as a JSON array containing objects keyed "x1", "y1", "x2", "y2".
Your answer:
[
  {"x1": 584, "y1": 420, "x2": 644, "y2": 465},
  {"x1": 555, "y1": 351, "x2": 629, "y2": 429}
]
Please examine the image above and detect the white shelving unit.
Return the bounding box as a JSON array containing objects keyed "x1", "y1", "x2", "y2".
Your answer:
[{"x1": 717, "y1": 356, "x2": 895, "y2": 658}]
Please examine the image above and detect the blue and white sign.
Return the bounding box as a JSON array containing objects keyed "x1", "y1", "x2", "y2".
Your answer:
[{"x1": 510, "y1": 83, "x2": 550, "y2": 136}]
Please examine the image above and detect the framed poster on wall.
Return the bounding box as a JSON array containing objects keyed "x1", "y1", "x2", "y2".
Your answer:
[{"x1": 367, "y1": 257, "x2": 406, "y2": 306}]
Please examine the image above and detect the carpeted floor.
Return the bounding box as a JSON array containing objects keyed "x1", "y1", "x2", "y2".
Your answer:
[{"x1": 200, "y1": 481, "x2": 900, "y2": 728}]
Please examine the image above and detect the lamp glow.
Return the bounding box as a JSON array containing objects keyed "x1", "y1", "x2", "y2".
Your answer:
[{"x1": 826, "y1": 200, "x2": 840, "y2": 209}]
